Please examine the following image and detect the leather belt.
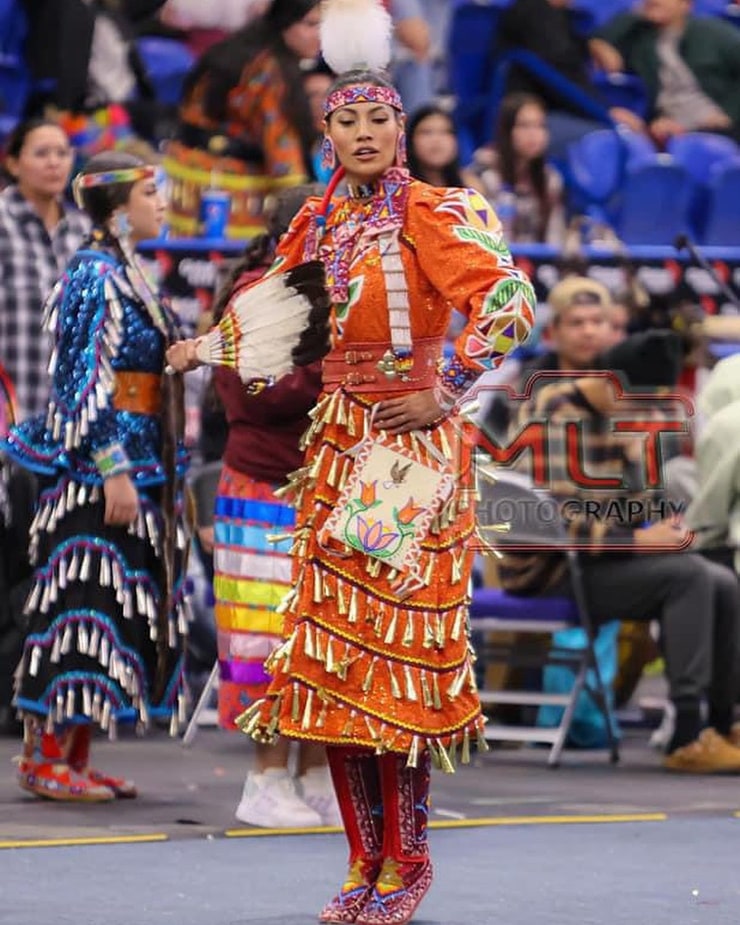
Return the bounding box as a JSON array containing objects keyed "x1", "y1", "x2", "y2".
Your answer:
[
  {"x1": 112, "y1": 371, "x2": 162, "y2": 415},
  {"x1": 322, "y1": 337, "x2": 443, "y2": 394}
]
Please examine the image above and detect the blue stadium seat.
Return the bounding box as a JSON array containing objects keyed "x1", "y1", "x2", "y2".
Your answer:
[
  {"x1": 0, "y1": 0, "x2": 29, "y2": 119},
  {"x1": 667, "y1": 133, "x2": 740, "y2": 236},
  {"x1": 614, "y1": 158, "x2": 692, "y2": 245},
  {"x1": 568, "y1": 129, "x2": 624, "y2": 206},
  {"x1": 448, "y1": 2, "x2": 509, "y2": 158},
  {"x1": 567, "y1": 127, "x2": 654, "y2": 220},
  {"x1": 702, "y1": 160, "x2": 740, "y2": 246},
  {"x1": 592, "y1": 71, "x2": 648, "y2": 119},
  {"x1": 136, "y1": 37, "x2": 195, "y2": 107}
]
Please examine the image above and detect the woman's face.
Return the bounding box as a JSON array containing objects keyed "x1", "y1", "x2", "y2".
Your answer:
[
  {"x1": 327, "y1": 100, "x2": 402, "y2": 185},
  {"x1": 120, "y1": 175, "x2": 165, "y2": 242},
  {"x1": 282, "y1": 8, "x2": 321, "y2": 60},
  {"x1": 510, "y1": 103, "x2": 549, "y2": 162},
  {"x1": 6, "y1": 125, "x2": 74, "y2": 199},
  {"x1": 411, "y1": 113, "x2": 458, "y2": 172}
]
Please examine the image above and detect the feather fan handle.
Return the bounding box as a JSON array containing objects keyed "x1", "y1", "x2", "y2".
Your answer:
[
  {"x1": 195, "y1": 261, "x2": 332, "y2": 384},
  {"x1": 320, "y1": 0, "x2": 393, "y2": 74}
]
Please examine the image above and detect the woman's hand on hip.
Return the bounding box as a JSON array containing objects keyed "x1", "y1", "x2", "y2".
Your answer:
[
  {"x1": 103, "y1": 473, "x2": 140, "y2": 526},
  {"x1": 374, "y1": 390, "x2": 444, "y2": 434}
]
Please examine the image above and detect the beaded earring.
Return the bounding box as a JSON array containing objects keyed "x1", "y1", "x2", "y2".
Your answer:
[{"x1": 321, "y1": 136, "x2": 337, "y2": 171}]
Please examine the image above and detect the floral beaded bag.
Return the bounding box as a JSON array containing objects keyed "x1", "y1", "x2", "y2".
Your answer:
[{"x1": 322, "y1": 412, "x2": 456, "y2": 592}]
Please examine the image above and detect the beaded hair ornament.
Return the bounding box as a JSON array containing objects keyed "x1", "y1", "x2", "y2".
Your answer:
[{"x1": 71, "y1": 166, "x2": 156, "y2": 208}]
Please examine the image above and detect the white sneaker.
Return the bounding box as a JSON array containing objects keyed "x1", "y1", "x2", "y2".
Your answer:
[
  {"x1": 234, "y1": 769, "x2": 324, "y2": 828},
  {"x1": 296, "y1": 766, "x2": 343, "y2": 827}
]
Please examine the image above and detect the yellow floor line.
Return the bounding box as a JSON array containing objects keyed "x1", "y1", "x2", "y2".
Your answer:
[
  {"x1": 0, "y1": 812, "x2": 674, "y2": 850},
  {"x1": 428, "y1": 813, "x2": 668, "y2": 829},
  {"x1": 0, "y1": 833, "x2": 169, "y2": 850},
  {"x1": 225, "y1": 812, "x2": 667, "y2": 838}
]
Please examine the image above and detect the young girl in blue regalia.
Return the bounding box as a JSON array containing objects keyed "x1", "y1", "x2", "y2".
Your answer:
[{"x1": 2, "y1": 151, "x2": 189, "y2": 802}]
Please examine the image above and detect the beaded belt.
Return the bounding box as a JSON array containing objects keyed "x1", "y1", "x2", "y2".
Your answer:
[
  {"x1": 112, "y1": 371, "x2": 162, "y2": 415},
  {"x1": 322, "y1": 337, "x2": 443, "y2": 394}
]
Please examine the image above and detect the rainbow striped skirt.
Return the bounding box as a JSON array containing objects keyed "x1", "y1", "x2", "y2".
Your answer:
[{"x1": 213, "y1": 465, "x2": 294, "y2": 730}]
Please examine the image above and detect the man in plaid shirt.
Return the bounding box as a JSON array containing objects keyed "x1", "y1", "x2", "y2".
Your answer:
[
  {"x1": 495, "y1": 331, "x2": 740, "y2": 774},
  {"x1": 0, "y1": 127, "x2": 90, "y2": 422}
]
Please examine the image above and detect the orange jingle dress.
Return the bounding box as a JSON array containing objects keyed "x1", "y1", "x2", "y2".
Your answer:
[{"x1": 238, "y1": 172, "x2": 536, "y2": 772}]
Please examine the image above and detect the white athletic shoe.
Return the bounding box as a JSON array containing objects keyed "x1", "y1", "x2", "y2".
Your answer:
[
  {"x1": 234, "y1": 769, "x2": 323, "y2": 828},
  {"x1": 296, "y1": 766, "x2": 343, "y2": 827}
]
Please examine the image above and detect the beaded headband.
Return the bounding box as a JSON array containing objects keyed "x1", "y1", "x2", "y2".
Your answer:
[
  {"x1": 324, "y1": 84, "x2": 404, "y2": 118},
  {"x1": 72, "y1": 166, "x2": 157, "y2": 207}
]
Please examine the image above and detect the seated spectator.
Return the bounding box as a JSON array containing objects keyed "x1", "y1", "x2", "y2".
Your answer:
[
  {"x1": 406, "y1": 104, "x2": 483, "y2": 191},
  {"x1": 687, "y1": 354, "x2": 740, "y2": 574},
  {"x1": 498, "y1": 331, "x2": 740, "y2": 773},
  {"x1": 303, "y1": 61, "x2": 334, "y2": 186},
  {"x1": 591, "y1": 0, "x2": 740, "y2": 145},
  {"x1": 388, "y1": 0, "x2": 435, "y2": 115},
  {"x1": 23, "y1": 0, "x2": 172, "y2": 149},
  {"x1": 165, "y1": 0, "x2": 321, "y2": 239},
  {"x1": 494, "y1": 0, "x2": 645, "y2": 156},
  {"x1": 482, "y1": 275, "x2": 612, "y2": 445},
  {"x1": 469, "y1": 94, "x2": 567, "y2": 246},
  {"x1": 525, "y1": 276, "x2": 612, "y2": 375},
  {"x1": 0, "y1": 119, "x2": 90, "y2": 422}
]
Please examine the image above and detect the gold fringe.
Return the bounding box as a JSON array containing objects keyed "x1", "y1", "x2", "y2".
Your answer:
[
  {"x1": 422, "y1": 613, "x2": 434, "y2": 649},
  {"x1": 435, "y1": 739, "x2": 455, "y2": 774},
  {"x1": 462, "y1": 727, "x2": 472, "y2": 764},
  {"x1": 384, "y1": 609, "x2": 398, "y2": 645},
  {"x1": 362, "y1": 658, "x2": 377, "y2": 693},
  {"x1": 388, "y1": 664, "x2": 402, "y2": 700},
  {"x1": 406, "y1": 735, "x2": 420, "y2": 768},
  {"x1": 451, "y1": 607, "x2": 465, "y2": 641},
  {"x1": 312, "y1": 567, "x2": 324, "y2": 603},
  {"x1": 337, "y1": 580, "x2": 348, "y2": 615},
  {"x1": 404, "y1": 665, "x2": 418, "y2": 702},
  {"x1": 342, "y1": 709, "x2": 355, "y2": 737},
  {"x1": 432, "y1": 673, "x2": 442, "y2": 710},
  {"x1": 476, "y1": 725, "x2": 490, "y2": 754},
  {"x1": 325, "y1": 637, "x2": 335, "y2": 674},
  {"x1": 304, "y1": 624, "x2": 315, "y2": 659},
  {"x1": 348, "y1": 586, "x2": 359, "y2": 624},
  {"x1": 420, "y1": 672, "x2": 432, "y2": 708},
  {"x1": 301, "y1": 688, "x2": 314, "y2": 730},
  {"x1": 402, "y1": 613, "x2": 414, "y2": 647},
  {"x1": 291, "y1": 685, "x2": 301, "y2": 723}
]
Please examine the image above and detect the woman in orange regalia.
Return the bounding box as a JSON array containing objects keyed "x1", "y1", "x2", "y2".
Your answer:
[{"x1": 167, "y1": 3, "x2": 536, "y2": 921}]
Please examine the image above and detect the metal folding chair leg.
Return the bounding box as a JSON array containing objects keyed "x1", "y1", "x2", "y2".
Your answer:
[{"x1": 182, "y1": 660, "x2": 219, "y2": 748}]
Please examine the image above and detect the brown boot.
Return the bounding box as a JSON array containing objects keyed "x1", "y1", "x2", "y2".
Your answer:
[
  {"x1": 66, "y1": 725, "x2": 138, "y2": 798},
  {"x1": 663, "y1": 728, "x2": 740, "y2": 773},
  {"x1": 319, "y1": 747, "x2": 383, "y2": 924},
  {"x1": 355, "y1": 751, "x2": 433, "y2": 925},
  {"x1": 17, "y1": 721, "x2": 114, "y2": 803}
]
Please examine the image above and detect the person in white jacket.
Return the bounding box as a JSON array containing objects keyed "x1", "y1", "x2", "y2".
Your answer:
[{"x1": 687, "y1": 354, "x2": 740, "y2": 575}]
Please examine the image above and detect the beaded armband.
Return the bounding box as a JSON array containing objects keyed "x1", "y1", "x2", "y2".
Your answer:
[{"x1": 93, "y1": 443, "x2": 130, "y2": 478}]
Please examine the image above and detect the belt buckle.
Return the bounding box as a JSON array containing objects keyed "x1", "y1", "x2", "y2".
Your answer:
[{"x1": 377, "y1": 349, "x2": 413, "y2": 381}]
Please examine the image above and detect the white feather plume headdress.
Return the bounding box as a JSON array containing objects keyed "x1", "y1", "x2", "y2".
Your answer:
[{"x1": 320, "y1": 0, "x2": 393, "y2": 75}]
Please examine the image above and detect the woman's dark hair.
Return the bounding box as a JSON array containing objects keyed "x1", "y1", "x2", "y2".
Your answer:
[
  {"x1": 211, "y1": 182, "x2": 324, "y2": 323},
  {"x1": 77, "y1": 151, "x2": 148, "y2": 226},
  {"x1": 406, "y1": 105, "x2": 464, "y2": 187},
  {"x1": 495, "y1": 93, "x2": 550, "y2": 240},
  {"x1": 183, "y1": 5, "x2": 318, "y2": 171},
  {"x1": 2, "y1": 118, "x2": 69, "y2": 182}
]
